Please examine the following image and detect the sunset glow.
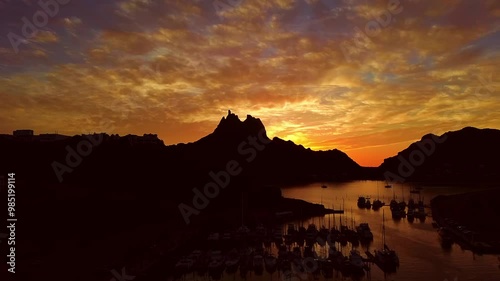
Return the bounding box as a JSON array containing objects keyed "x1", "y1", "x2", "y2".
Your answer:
[{"x1": 1, "y1": 0, "x2": 498, "y2": 166}]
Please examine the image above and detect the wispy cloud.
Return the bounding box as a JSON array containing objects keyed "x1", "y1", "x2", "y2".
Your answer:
[{"x1": 0, "y1": 0, "x2": 498, "y2": 166}]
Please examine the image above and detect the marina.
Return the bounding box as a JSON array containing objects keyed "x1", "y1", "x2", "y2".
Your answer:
[{"x1": 168, "y1": 181, "x2": 500, "y2": 281}]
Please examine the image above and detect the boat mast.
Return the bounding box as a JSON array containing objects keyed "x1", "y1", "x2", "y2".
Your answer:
[
  {"x1": 382, "y1": 209, "x2": 386, "y2": 247},
  {"x1": 402, "y1": 183, "x2": 405, "y2": 202},
  {"x1": 333, "y1": 202, "x2": 336, "y2": 229},
  {"x1": 351, "y1": 207, "x2": 355, "y2": 229},
  {"x1": 377, "y1": 182, "x2": 380, "y2": 200}
]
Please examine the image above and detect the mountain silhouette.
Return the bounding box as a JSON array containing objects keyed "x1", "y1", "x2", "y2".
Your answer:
[
  {"x1": 1, "y1": 114, "x2": 499, "y2": 189},
  {"x1": 379, "y1": 127, "x2": 500, "y2": 183}
]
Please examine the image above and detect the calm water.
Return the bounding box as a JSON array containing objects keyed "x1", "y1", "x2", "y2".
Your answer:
[
  {"x1": 177, "y1": 181, "x2": 500, "y2": 281},
  {"x1": 280, "y1": 181, "x2": 500, "y2": 281}
]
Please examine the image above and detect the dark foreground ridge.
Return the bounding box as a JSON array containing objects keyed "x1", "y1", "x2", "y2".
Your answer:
[
  {"x1": 431, "y1": 189, "x2": 500, "y2": 253},
  {"x1": 380, "y1": 126, "x2": 500, "y2": 183}
]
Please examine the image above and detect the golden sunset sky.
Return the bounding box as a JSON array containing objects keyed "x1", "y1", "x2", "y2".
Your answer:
[{"x1": 0, "y1": 0, "x2": 498, "y2": 166}]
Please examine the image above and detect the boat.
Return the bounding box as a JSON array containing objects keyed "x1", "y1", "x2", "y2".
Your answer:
[
  {"x1": 273, "y1": 227, "x2": 283, "y2": 244},
  {"x1": 398, "y1": 184, "x2": 407, "y2": 209},
  {"x1": 357, "y1": 196, "x2": 366, "y2": 208},
  {"x1": 225, "y1": 249, "x2": 240, "y2": 274},
  {"x1": 292, "y1": 246, "x2": 302, "y2": 259},
  {"x1": 195, "y1": 253, "x2": 209, "y2": 276},
  {"x1": 328, "y1": 247, "x2": 345, "y2": 269},
  {"x1": 326, "y1": 232, "x2": 336, "y2": 248},
  {"x1": 175, "y1": 257, "x2": 195, "y2": 276},
  {"x1": 348, "y1": 249, "x2": 366, "y2": 276},
  {"x1": 238, "y1": 250, "x2": 252, "y2": 279},
  {"x1": 438, "y1": 227, "x2": 454, "y2": 245},
  {"x1": 374, "y1": 210, "x2": 399, "y2": 272},
  {"x1": 389, "y1": 191, "x2": 398, "y2": 211},
  {"x1": 407, "y1": 208, "x2": 415, "y2": 222},
  {"x1": 304, "y1": 245, "x2": 319, "y2": 259},
  {"x1": 391, "y1": 208, "x2": 404, "y2": 220},
  {"x1": 385, "y1": 182, "x2": 392, "y2": 188},
  {"x1": 365, "y1": 198, "x2": 372, "y2": 209},
  {"x1": 372, "y1": 199, "x2": 384, "y2": 210},
  {"x1": 264, "y1": 253, "x2": 277, "y2": 274},
  {"x1": 321, "y1": 259, "x2": 334, "y2": 278},
  {"x1": 253, "y1": 254, "x2": 264, "y2": 275},
  {"x1": 417, "y1": 205, "x2": 427, "y2": 221},
  {"x1": 306, "y1": 224, "x2": 318, "y2": 243},
  {"x1": 208, "y1": 251, "x2": 225, "y2": 272},
  {"x1": 373, "y1": 183, "x2": 384, "y2": 210},
  {"x1": 408, "y1": 198, "x2": 416, "y2": 209},
  {"x1": 356, "y1": 223, "x2": 374, "y2": 241},
  {"x1": 321, "y1": 184, "x2": 328, "y2": 189}
]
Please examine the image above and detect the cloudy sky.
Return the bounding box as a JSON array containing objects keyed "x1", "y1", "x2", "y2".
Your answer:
[{"x1": 0, "y1": 0, "x2": 498, "y2": 166}]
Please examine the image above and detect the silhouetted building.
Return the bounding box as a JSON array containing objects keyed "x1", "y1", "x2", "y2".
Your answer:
[
  {"x1": 13, "y1": 129, "x2": 34, "y2": 141},
  {"x1": 127, "y1": 134, "x2": 164, "y2": 146},
  {"x1": 37, "y1": 133, "x2": 69, "y2": 142},
  {"x1": 13, "y1": 129, "x2": 34, "y2": 136}
]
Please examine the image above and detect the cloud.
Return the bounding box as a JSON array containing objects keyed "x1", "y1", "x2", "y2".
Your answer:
[{"x1": 0, "y1": 0, "x2": 498, "y2": 166}]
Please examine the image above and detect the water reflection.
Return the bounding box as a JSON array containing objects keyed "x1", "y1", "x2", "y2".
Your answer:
[{"x1": 171, "y1": 181, "x2": 499, "y2": 281}]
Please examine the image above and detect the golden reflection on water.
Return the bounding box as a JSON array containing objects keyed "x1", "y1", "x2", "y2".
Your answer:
[
  {"x1": 281, "y1": 181, "x2": 500, "y2": 281},
  {"x1": 175, "y1": 181, "x2": 499, "y2": 281}
]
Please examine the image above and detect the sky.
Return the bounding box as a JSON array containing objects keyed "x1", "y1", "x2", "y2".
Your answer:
[{"x1": 0, "y1": 0, "x2": 498, "y2": 167}]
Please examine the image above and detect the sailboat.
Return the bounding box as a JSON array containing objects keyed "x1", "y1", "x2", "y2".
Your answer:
[
  {"x1": 348, "y1": 249, "x2": 365, "y2": 276},
  {"x1": 264, "y1": 253, "x2": 278, "y2": 274},
  {"x1": 410, "y1": 184, "x2": 421, "y2": 194},
  {"x1": 398, "y1": 183, "x2": 407, "y2": 210},
  {"x1": 385, "y1": 181, "x2": 392, "y2": 188},
  {"x1": 373, "y1": 182, "x2": 384, "y2": 210},
  {"x1": 374, "y1": 210, "x2": 399, "y2": 272}
]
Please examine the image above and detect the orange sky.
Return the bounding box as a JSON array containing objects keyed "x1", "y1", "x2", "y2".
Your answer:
[{"x1": 0, "y1": 0, "x2": 499, "y2": 167}]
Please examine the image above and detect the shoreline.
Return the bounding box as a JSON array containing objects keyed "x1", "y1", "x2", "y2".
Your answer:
[{"x1": 431, "y1": 188, "x2": 500, "y2": 254}]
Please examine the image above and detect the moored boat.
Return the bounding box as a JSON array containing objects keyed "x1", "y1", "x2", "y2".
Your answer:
[
  {"x1": 374, "y1": 211, "x2": 399, "y2": 272},
  {"x1": 253, "y1": 254, "x2": 264, "y2": 275},
  {"x1": 357, "y1": 196, "x2": 366, "y2": 208},
  {"x1": 264, "y1": 253, "x2": 278, "y2": 274},
  {"x1": 348, "y1": 249, "x2": 366, "y2": 276},
  {"x1": 225, "y1": 249, "x2": 240, "y2": 274},
  {"x1": 365, "y1": 198, "x2": 372, "y2": 209},
  {"x1": 356, "y1": 223, "x2": 374, "y2": 241}
]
